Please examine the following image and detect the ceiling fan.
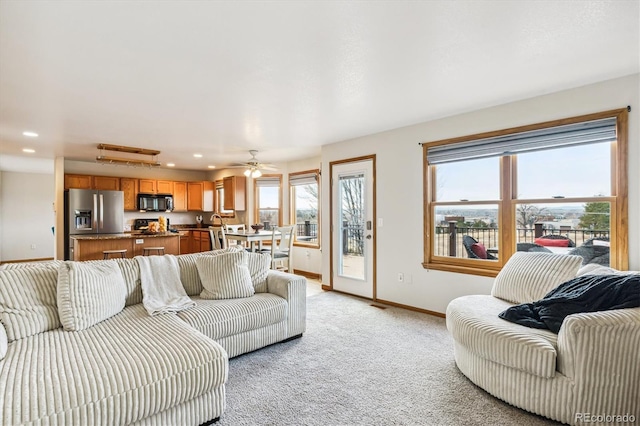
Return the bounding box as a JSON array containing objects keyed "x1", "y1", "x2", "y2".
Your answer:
[{"x1": 229, "y1": 150, "x2": 277, "y2": 178}]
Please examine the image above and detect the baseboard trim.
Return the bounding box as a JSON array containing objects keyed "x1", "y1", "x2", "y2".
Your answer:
[
  {"x1": 293, "y1": 269, "x2": 321, "y2": 280},
  {"x1": 0, "y1": 257, "x2": 54, "y2": 265},
  {"x1": 375, "y1": 298, "x2": 446, "y2": 318},
  {"x1": 315, "y1": 285, "x2": 445, "y2": 318}
]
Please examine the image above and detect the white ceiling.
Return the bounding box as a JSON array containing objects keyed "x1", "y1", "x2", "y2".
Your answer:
[{"x1": 1, "y1": 1, "x2": 638, "y2": 173}]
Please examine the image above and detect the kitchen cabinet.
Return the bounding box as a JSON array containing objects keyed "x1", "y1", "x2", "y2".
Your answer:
[
  {"x1": 138, "y1": 179, "x2": 157, "y2": 194},
  {"x1": 139, "y1": 179, "x2": 173, "y2": 194},
  {"x1": 93, "y1": 176, "x2": 120, "y2": 191},
  {"x1": 71, "y1": 234, "x2": 180, "y2": 261},
  {"x1": 157, "y1": 180, "x2": 172, "y2": 194},
  {"x1": 187, "y1": 181, "x2": 214, "y2": 212},
  {"x1": 120, "y1": 178, "x2": 139, "y2": 211},
  {"x1": 223, "y1": 176, "x2": 246, "y2": 211},
  {"x1": 173, "y1": 181, "x2": 188, "y2": 212},
  {"x1": 179, "y1": 231, "x2": 192, "y2": 254},
  {"x1": 191, "y1": 229, "x2": 211, "y2": 252},
  {"x1": 64, "y1": 174, "x2": 93, "y2": 190}
]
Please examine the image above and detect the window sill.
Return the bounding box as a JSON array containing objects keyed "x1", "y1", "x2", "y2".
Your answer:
[
  {"x1": 421, "y1": 261, "x2": 500, "y2": 278},
  {"x1": 294, "y1": 242, "x2": 319, "y2": 249}
]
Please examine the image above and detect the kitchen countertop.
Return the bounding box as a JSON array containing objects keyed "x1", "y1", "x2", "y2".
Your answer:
[{"x1": 71, "y1": 232, "x2": 180, "y2": 240}]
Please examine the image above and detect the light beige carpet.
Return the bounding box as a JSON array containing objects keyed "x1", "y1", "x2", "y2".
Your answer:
[{"x1": 219, "y1": 290, "x2": 560, "y2": 425}]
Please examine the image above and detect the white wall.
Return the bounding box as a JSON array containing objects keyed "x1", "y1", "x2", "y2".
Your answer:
[
  {"x1": 321, "y1": 74, "x2": 640, "y2": 314},
  {"x1": 1, "y1": 171, "x2": 55, "y2": 262}
]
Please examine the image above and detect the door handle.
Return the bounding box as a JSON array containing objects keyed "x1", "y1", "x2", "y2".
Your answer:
[
  {"x1": 93, "y1": 194, "x2": 98, "y2": 230},
  {"x1": 366, "y1": 235, "x2": 372, "y2": 240},
  {"x1": 99, "y1": 194, "x2": 104, "y2": 229}
]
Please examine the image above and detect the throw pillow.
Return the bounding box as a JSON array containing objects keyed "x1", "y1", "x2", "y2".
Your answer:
[
  {"x1": 197, "y1": 251, "x2": 255, "y2": 300},
  {"x1": 491, "y1": 252, "x2": 583, "y2": 304},
  {"x1": 0, "y1": 265, "x2": 61, "y2": 342},
  {"x1": 177, "y1": 245, "x2": 245, "y2": 296},
  {"x1": 534, "y1": 237, "x2": 570, "y2": 247},
  {"x1": 247, "y1": 252, "x2": 271, "y2": 293},
  {"x1": 470, "y1": 243, "x2": 488, "y2": 259},
  {"x1": 57, "y1": 261, "x2": 127, "y2": 331}
]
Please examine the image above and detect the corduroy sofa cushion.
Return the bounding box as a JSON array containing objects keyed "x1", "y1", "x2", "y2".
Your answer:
[
  {"x1": 0, "y1": 304, "x2": 227, "y2": 426},
  {"x1": 447, "y1": 294, "x2": 559, "y2": 378},
  {"x1": 178, "y1": 293, "x2": 287, "y2": 340},
  {"x1": 491, "y1": 252, "x2": 582, "y2": 304},
  {"x1": 176, "y1": 246, "x2": 245, "y2": 296},
  {"x1": 198, "y1": 252, "x2": 255, "y2": 300},
  {"x1": 57, "y1": 261, "x2": 127, "y2": 331},
  {"x1": 0, "y1": 265, "x2": 61, "y2": 342}
]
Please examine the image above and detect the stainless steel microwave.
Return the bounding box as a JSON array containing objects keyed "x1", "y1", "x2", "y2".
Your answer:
[{"x1": 137, "y1": 193, "x2": 174, "y2": 212}]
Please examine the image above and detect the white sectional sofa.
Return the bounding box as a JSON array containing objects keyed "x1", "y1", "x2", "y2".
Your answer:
[
  {"x1": 446, "y1": 253, "x2": 640, "y2": 425},
  {"x1": 0, "y1": 248, "x2": 307, "y2": 425}
]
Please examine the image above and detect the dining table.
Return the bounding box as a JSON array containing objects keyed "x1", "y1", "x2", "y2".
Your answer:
[{"x1": 225, "y1": 229, "x2": 279, "y2": 252}]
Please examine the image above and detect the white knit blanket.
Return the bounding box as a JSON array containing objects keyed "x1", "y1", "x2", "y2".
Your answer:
[{"x1": 136, "y1": 255, "x2": 195, "y2": 316}]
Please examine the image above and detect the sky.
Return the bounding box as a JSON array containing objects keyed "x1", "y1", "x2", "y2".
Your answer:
[{"x1": 436, "y1": 142, "x2": 611, "y2": 203}]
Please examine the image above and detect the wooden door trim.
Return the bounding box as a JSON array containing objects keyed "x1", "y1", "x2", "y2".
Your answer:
[{"x1": 329, "y1": 154, "x2": 377, "y2": 301}]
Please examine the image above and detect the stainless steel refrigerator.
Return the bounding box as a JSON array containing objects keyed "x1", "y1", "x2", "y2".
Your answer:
[{"x1": 65, "y1": 189, "x2": 124, "y2": 260}]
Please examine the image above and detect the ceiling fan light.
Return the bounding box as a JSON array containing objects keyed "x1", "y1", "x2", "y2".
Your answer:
[
  {"x1": 244, "y1": 169, "x2": 252, "y2": 177},
  {"x1": 252, "y1": 169, "x2": 262, "y2": 178}
]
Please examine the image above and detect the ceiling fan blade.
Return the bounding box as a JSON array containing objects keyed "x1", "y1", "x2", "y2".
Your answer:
[
  {"x1": 229, "y1": 162, "x2": 249, "y2": 167},
  {"x1": 259, "y1": 165, "x2": 278, "y2": 171}
]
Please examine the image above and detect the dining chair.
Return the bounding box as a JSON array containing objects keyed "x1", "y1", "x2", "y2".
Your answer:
[
  {"x1": 462, "y1": 235, "x2": 497, "y2": 260},
  {"x1": 266, "y1": 225, "x2": 295, "y2": 272},
  {"x1": 209, "y1": 225, "x2": 227, "y2": 250},
  {"x1": 225, "y1": 223, "x2": 247, "y2": 248}
]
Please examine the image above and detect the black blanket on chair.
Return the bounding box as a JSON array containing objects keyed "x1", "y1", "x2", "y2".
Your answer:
[{"x1": 499, "y1": 274, "x2": 640, "y2": 333}]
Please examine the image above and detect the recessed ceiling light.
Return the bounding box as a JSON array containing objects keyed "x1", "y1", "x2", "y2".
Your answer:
[
  {"x1": 208, "y1": 165, "x2": 216, "y2": 169},
  {"x1": 166, "y1": 163, "x2": 175, "y2": 167},
  {"x1": 22, "y1": 148, "x2": 35, "y2": 153},
  {"x1": 23, "y1": 131, "x2": 38, "y2": 138},
  {"x1": 193, "y1": 153, "x2": 203, "y2": 158}
]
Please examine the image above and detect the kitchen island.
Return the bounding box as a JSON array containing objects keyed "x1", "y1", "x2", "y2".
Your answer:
[{"x1": 71, "y1": 233, "x2": 180, "y2": 261}]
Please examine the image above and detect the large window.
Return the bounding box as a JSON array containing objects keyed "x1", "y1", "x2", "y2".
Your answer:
[
  {"x1": 423, "y1": 109, "x2": 629, "y2": 276},
  {"x1": 254, "y1": 175, "x2": 282, "y2": 229},
  {"x1": 289, "y1": 170, "x2": 320, "y2": 247}
]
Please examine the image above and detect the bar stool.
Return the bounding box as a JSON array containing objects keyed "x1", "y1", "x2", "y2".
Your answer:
[
  {"x1": 143, "y1": 247, "x2": 165, "y2": 256},
  {"x1": 103, "y1": 249, "x2": 127, "y2": 259}
]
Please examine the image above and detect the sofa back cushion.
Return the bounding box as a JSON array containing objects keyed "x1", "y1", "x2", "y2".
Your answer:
[
  {"x1": 57, "y1": 261, "x2": 127, "y2": 331},
  {"x1": 0, "y1": 260, "x2": 64, "y2": 270},
  {"x1": 247, "y1": 252, "x2": 271, "y2": 293},
  {"x1": 0, "y1": 265, "x2": 61, "y2": 342},
  {"x1": 491, "y1": 252, "x2": 582, "y2": 304},
  {"x1": 114, "y1": 258, "x2": 143, "y2": 306},
  {"x1": 197, "y1": 252, "x2": 255, "y2": 300},
  {"x1": 177, "y1": 245, "x2": 245, "y2": 296}
]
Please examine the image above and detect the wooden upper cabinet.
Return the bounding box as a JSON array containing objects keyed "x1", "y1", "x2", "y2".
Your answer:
[
  {"x1": 187, "y1": 181, "x2": 215, "y2": 212},
  {"x1": 223, "y1": 176, "x2": 246, "y2": 211},
  {"x1": 187, "y1": 182, "x2": 204, "y2": 211},
  {"x1": 173, "y1": 181, "x2": 187, "y2": 212},
  {"x1": 203, "y1": 181, "x2": 214, "y2": 212},
  {"x1": 138, "y1": 179, "x2": 157, "y2": 194},
  {"x1": 157, "y1": 180, "x2": 173, "y2": 194},
  {"x1": 93, "y1": 176, "x2": 120, "y2": 191},
  {"x1": 64, "y1": 174, "x2": 93, "y2": 190},
  {"x1": 120, "y1": 178, "x2": 139, "y2": 211}
]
